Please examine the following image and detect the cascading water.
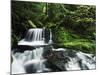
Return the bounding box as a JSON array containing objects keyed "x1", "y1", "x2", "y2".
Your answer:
[
  {"x1": 48, "y1": 29, "x2": 53, "y2": 44},
  {"x1": 52, "y1": 48, "x2": 96, "y2": 71},
  {"x1": 12, "y1": 28, "x2": 52, "y2": 74},
  {"x1": 12, "y1": 28, "x2": 96, "y2": 74},
  {"x1": 18, "y1": 28, "x2": 46, "y2": 46}
]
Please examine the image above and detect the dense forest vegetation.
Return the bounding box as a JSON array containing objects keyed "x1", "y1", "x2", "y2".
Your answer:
[{"x1": 11, "y1": 1, "x2": 96, "y2": 54}]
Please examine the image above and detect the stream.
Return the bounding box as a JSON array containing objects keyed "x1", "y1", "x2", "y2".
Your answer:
[{"x1": 11, "y1": 28, "x2": 96, "y2": 74}]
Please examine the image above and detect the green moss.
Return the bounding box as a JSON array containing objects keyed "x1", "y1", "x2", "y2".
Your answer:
[
  {"x1": 53, "y1": 27, "x2": 95, "y2": 54},
  {"x1": 58, "y1": 39, "x2": 96, "y2": 54}
]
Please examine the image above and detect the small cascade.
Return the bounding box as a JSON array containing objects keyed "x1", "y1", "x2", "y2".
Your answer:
[
  {"x1": 52, "y1": 48, "x2": 96, "y2": 71},
  {"x1": 76, "y1": 52, "x2": 96, "y2": 70},
  {"x1": 49, "y1": 29, "x2": 53, "y2": 44},
  {"x1": 65, "y1": 57, "x2": 81, "y2": 70},
  {"x1": 32, "y1": 47, "x2": 46, "y2": 72},
  {"x1": 12, "y1": 28, "x2": 52, "y2": 74},
  {"x1": 33, "y1": 47, "x2": 44, "y2": 59},
  {"x1": 18, "y1": 28, "x2": 47, "y2": 46},
  {"x1": 25, "y1": 29, "x2": 43, "y2": 41},
  {"x1": 12, "y1": 54, "x2": 26, "y2": 74}
]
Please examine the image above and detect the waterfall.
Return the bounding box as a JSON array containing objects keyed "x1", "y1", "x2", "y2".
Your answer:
[
  {"x1": 49, "y1": 29, "x2": 53, "y2": 44},
  {"x1": 12, "y1": 54, "x2": 26, "y2": 74},
  {"x1": 18, "y1": 28, "x2": 47, "y2": 46},
  {"x1": 33, "y1": 47, "x2": 43, "y2": 59},
  {"x1": 12, "y1": 28, "x2": 96, "y2": 74},
  {"x1": 25, "y1": 29, "x2": 43, "y2": 41},
  {"x1": 12, "y1": 28, "x2": 52, "y2": 74}
]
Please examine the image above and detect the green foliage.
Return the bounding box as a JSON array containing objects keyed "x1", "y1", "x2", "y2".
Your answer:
[
  {"x1": 11, "y1": 34, "x2": 21, "y2": 47},
  {"x1": 28, "y1": 20, "x2": 37, "y2": 28},
  {"x1": 11, "y1": 1, "x2": 96, "y2": 54},
  {"x1": 53, "y1": 27, "x2": 80, "y2": 43},
  {"x1": 63, "y1": 40, "x2": 95, "y2": 54},
  {"x1": 53, "y1": 27, "x2": 95, "y2": 54}
]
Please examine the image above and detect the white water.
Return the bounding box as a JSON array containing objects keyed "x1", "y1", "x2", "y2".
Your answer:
[
  {"x1": 33, "y1": 47, "x2": 44, "y2": 59},
  {"x1": 12, "y1": 28, "x2": 96, "y2": 74},
  {"x1": 65, "y1": 52, "x2": 95, "y2": 70},
  {"x1": 49, "y1": 29, "x2": 53, "y2": 44},
  {"x1": 12, "y1": 55, "x2": 26, "y2": 74},
  {"x1": 52, "y1": 48, "x2": 96, "y2": 71},
  {"x1": 76, "y1": 52, "x2": 96, "y2": 69},
  {"x1": 18, "y1": 28, "x2": 47, "y2": 46},
  {"x1": 12, "y1": 28, "x2": 52, "y2": 74}
]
